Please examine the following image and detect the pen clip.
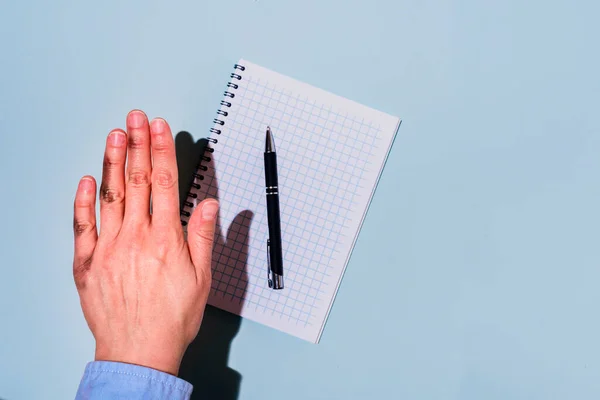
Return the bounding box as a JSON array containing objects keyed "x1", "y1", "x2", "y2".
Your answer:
[{"x1": 267, "y1": 239, "x2": 273, "y2": 288}]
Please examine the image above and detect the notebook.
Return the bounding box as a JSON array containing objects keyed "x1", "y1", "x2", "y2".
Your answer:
[{"x1": 180, "y1": 59, "x2": 401, "y2": 343}]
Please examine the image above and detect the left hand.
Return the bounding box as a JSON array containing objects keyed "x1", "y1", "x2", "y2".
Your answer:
[{"x1": 72, "y1": 110, "x2": 218, "y2": 375}]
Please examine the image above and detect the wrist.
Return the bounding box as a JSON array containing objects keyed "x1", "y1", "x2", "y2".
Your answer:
[{"x1": 95, "y1": 341, "x2": 186, "y2": 376}]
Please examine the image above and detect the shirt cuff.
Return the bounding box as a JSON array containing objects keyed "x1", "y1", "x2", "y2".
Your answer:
[{"x1": 75, "y1": 361, "x2": 193, "y2": 400}]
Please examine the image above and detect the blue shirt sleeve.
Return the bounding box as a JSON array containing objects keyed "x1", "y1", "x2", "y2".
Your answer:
[{"x1": 75, "y1": 361, "x2": 193, "y2": 400}]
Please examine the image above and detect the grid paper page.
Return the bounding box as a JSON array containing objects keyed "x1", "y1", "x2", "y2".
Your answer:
[{"x1": 183, "y1": 59, "x2": 400, "y2": 342}]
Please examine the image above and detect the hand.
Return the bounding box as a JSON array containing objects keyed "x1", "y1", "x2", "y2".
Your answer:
[{"x1": 72, "y1": 110, "x2": 218, "y2": 375}]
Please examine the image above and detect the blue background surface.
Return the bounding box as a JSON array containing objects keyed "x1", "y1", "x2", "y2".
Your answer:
[{"x1": 1, "y1": 0, "x2": 600, "y2": 399}]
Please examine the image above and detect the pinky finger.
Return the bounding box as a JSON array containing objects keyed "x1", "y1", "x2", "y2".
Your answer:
[{"x1": 73, "y1": 176, "x2": 98, "y2": 284}]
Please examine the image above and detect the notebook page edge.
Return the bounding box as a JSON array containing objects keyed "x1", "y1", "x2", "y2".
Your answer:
[
  {"x1": 238, "y1": 58, "x2": 399, "y2": 127},
  {"x1": 208, "y1": 296, "x2": 318, "y2": 343},
  {"x1": 315, "y1": 117, "x2": 401, "y2": 343}
]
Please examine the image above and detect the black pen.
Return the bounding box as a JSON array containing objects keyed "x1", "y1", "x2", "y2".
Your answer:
[{"x1": 265, "y1": 126, "x2": 284, "y2": 289}]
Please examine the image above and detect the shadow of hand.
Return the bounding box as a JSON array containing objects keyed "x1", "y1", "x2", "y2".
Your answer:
[{"x1": 175, "y1": 131, "x2": 250, "y2": 400}]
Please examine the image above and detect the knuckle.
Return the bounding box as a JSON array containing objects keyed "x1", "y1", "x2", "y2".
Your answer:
[
  {"x1": 128, "y1": 135, "x2": 146, "y2": 150},
  {"x1": 73, "y1": 219, "x2": 95, "y2": 236},
  {"x1": 152, "y1": 226, "x2": 181, "y2": 257},
  {"x1": 197, "y1": 264, "x2": 212, "y2": 287},
  {"x1": 153, "y1": 170, "x2": 176, "y2": 189},
  {"x1": 102, "y1": 155, "x2": 120, "y2": 171},
  {"x1": 74, "y1": 197, "x2": 92, "y2": 208},
  {"x1": 128, "y1": 171, "x2": 150, "y2": 187},
  {"x1": 151, "y1": 134, "x2": 171, "y2": 153},
  {"x1": 100, "y1": 183, "x2": 124, "y2": 203},
  {"x1": 73, "y1": 257, "x2": 92, "y2": 289},
  {"x1": 154, "y1": 241, "x2": 170, "y2": 261},
  {"x1": 99, "y1": 253, "x2": 118, "y2": 271},
  {"x1": 195, "y1": 228, "x2": 216, "y2": 245}
]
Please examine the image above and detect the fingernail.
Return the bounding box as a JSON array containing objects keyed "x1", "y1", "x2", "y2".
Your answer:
[
  {"x1": 201, "y1": 200, "x2": 219, "y2": 220},
  {"x1": 109, "y1": 131, "x2": 126, "y2": 146},
  {"x1": 151, "y1": 118, "x2": 166, "y2": 134},
  {"x1": 79, "y1": 177, "x2": 94, "y2": 193},
  {"x1": 128, "y1": 110, "x2": 146, "y2": 129}
]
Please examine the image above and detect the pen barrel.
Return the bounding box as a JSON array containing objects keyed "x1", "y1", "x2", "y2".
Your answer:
[
  {"x1": 264, "y1": 151, "x2": 283, "y2": 276},
  {"x1": 264, "y1": 152, "x2": 278, "y2": 187},
  {"x1": 266, "y1": 194, "x2": 284, "y2": 275}
]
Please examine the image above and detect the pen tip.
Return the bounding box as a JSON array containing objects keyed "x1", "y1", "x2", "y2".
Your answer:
[{"x1": 265, "y1": 127, "x2": 275, "y2": 152}]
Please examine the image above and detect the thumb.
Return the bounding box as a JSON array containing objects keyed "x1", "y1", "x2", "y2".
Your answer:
[{"x1": 187, "y1": 198, "x2": 219, "y2": 277}]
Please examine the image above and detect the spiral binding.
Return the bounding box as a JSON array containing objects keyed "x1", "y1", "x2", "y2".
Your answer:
[{"x1": 180, "y1": 63, "x2": 246, "y2": 226}]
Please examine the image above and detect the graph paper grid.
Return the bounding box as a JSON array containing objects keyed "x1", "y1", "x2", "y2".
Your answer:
[{"x1": 182, "y1": 59, "x2": 400, "y2": 343}]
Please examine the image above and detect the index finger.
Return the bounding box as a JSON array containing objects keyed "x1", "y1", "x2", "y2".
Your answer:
[{"x1": 149, "y1": 118, "x2": 180, "y2": 230}]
